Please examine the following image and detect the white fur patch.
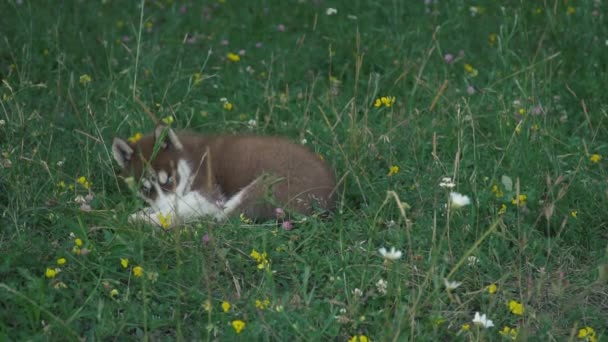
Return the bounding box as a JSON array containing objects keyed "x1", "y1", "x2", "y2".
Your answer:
[
  {"x1": 129, "y1": 158, "x2": 228, "y2": 227},
  {"x1": 158, "y1": 170, "x2": 168, "y2": 184}
]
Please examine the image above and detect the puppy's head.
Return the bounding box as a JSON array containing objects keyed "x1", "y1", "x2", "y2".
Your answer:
[{"x1": 112, "y1": 125, "x2": 184, "y2": 201}]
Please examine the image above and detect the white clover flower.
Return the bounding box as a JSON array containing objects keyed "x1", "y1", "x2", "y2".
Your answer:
[
  {"x1": 472, "y1": 312, "x2": 494, "y2": 328},
  {"x1": 247, "y1": 119, "x2": 257, "y2": 128},
  {"x1": 439, "y1": 177, "x2": 456, "y2": 189},
  {"x1": 444, "y1": 278, "x2": 462, "y2": 291},
  {"x1": 449, "y1": 192, "x2": 471, "y2": 208},
  {"x1": 352, "y1": 288, "x2": 363, "y2": 297},
  {"x1": 300, "y1": 138, "x2": 307, "y2": 145},
  {"x1": 467, "y1": 256, "x2": 480, "y2": 266},
  {"x1": 376, "y1": 279, "x2": 388, "y2": 295},
  {"x1": 326, "y1": 7, "x2": 337, "y2": 15},
  {"x1": 379, "y1": 247, "x2": 403, "y2": 260}
]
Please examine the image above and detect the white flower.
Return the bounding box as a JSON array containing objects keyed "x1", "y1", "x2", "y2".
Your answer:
[
  {"x1": 444, "y1": 278, "x2": 462, "y2": 291},
  {"x1": 247, "y1": 119, "x2": 257, "y2": 128},
  {"x1": 467, "y1": 256, "x2": 479, "y2": 266},
  {"x1": 379, "y1": 247, "x2": 403, "y2": 260},
  {"x1": 347, "y1": 14, "x2": 358, "y2": 20},
  {"x1": 352, "y1": 288, "x2": 363, "y2": 297},
  {"x1": 439, "y1": 177, "x2": 456, "y2": 189},
  {"x1": 219, "y1": 97, "x2": 227, "y2": 103},
  {"x1": 376, "y1": 279, "x2": 388, "y2": 295},
  {"x1": 326, "y1": 7, "x2": 337, "y2": 15},
  {"x1": 449, "y1": 192, "x2": 471, "y2": 208},
  {"x1": 472, "y1": 312, "x2": 494, "y2": 328},
  {"x1": 300, "y1": 138, "x2": 307, "y2": 145},
  {"x1": 0, "y1": 119, "x2": 5, "y2": 126}
]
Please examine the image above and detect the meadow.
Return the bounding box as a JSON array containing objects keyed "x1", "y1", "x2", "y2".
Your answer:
[{"x1": 1, "y1": 0, "x2": 607, "y2": 340}]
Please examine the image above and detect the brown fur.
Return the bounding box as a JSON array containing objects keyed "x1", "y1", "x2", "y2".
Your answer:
[{"x1": 113, "y1": 128, "x2": 336, "y2": 220}]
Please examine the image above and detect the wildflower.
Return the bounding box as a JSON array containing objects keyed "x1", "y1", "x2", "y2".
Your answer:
[
  {"x1": 449, "y1": 192, "x2": 471, "y2": 208},
  {"x1": 491, "y1": 184, "x2": 504, "y2": 198},
  {"x1": 461, "y1": 324, "x2": 470, "y2": 331},
  {"x1": 277, "y1": 24, "x2": 286, "y2": 32},
  {"x1": 274, "y1": 305, "x2": 284, "y2": 312},
  {"x1": 231, "y1": 320, "x2": 246, "y2": 334},
  {"x1": 589, "y1": 154, "x2": 602, "y2": 163},
  {"x1": 193, "y1": 72, "x2": 203, "y2": 86},
  {"x1": 202, "y1": 300, "x2": 212, "y2": 312},
  {"x1": 500, "y1": 326, "x2": 518, "y2": 340},
  {"x1": 472, "y1": 312, "x2": 494, "y2": 328},
  {"x1": 120, "y1": 258, "x2": 129, "y2": 269},
  {"x1": 161, "y1": 116, "x2": 174, "y2": 125},
  {"x1": 570, "y1": 210, "x2": 578, "y2": 218},
  {"x1": 444, "y1": 279, "x2": 462, "y2": 291},
  {"x1": 221, "y1": 301, "x2": 231, "y2": 313},
  {"x1": 498, "y1": 204, "x2": 507, "y2": 215},
  {"x1": 80, "y1": 247, "x2": 90, "y2": 256},
  {"x1": 352, "y1": 288, "x2": 363, "y2": 297},
  {"x1": 239, "y1": 212, "x2": 252, "y2": 223},
  {"x1": 54, "y1": 282, "x2": 67, "y2": 289},
  {"x1": 247, "y1": 119, "x2": 257, "y2": 128},
  {"x1": 226, "y1": 52, "x2": 240, "y2": 62},
  {"x1": 282, "y1": 220, "x2": 293, "y2": 231},
  {"x1": 464, "y1": 64, "x2": 478, "y2": 77},
  {"x1": 255, "y1": 298, "x2": 271, "y2": 310},
  {"x1": 74, "y1": 238, "x2": 83, "y2": 247},
  {"x1": 467, "y1": 256, "x2": 479, "y2": 266},
  {"x1": 439, "y1": 177, "x2": 456, "y2": 189},
  {"x1": 275, "y1": 207, "x2": 285, "y2": 219},
  {"x1": 110, "y1": 289, "x2": 119, "y2": 298},
  {"x1": 518, "y1": 108, "x2": 526, "y2": 115},
  {"x1": 567, "y1": 6, "x2": 575, "y2": 15},
  {"x1": 157, "y1": 212, "x2": 172, "y2": 229},
  {"x1": 76, "y1": 176, "x2": 90, "y2": 189},
  {"x1": 79, "y1": 74, "x2": 92, "y2": 85},
  {"x1": 466, "y1": 85, "x2": 476, "y2": 95},
  {"x1": 444, "y1": 53, "x2": 454, "y2": 64},
  {"x1": 508, "y1": 300, "x2": 524, "y2": 316},
  {"x1": 45, "y1": 267, "x2": 58, "y2": 278},
  {"x1": 387, "y1": 165, "x2": 399, "y2": 177},
  {"x1": 379, "y1": 247, "x2": 403, "y2": 261},
  {"x1": 376, "y1": 278, "x2": 388, "y2": 295},
  {"x1": 147, "y1": 271, "x2": 158, "y2": 283},
  {"x1": 326, "y1": 8, "x2": 337, "y2": 15},
  {"x1": 487, "y1": 283, "x2": 498, "y2": 294},
  {"x1": 133, "y1": 266, "x2": 144, "y2": 278},
  {"x1": 578, "y1": 326, "x2": 597, "y2": 342},
  {"x1": 223, "y1": 101, "x2": 234, "y2": 111},
  {"x1": 373, "y1": 96, "x2": 396, "y2": 108},
  {"x1": 127, "y1": 132, "x2": 143, "y2": 144},
  {"x1": 511, "y1": 194, "x2": 527, "y2": 207},
  {"x1": 489, "y1": 33, "x2": 498, "y2": 46},
  {"x1": 72, "y1": 246, "x2": 81, "y2": 255},
  {"x1": 250, "y1": 249, "x2": 270, "y2": 270},
  {"x1": 57, "y1": 258, "x2": 66, "y2": 265},
  {"x1": 348, "y1": 335, "x2": 369, "y2": 342}
]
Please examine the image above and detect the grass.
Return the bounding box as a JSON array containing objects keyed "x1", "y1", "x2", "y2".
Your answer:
[{"x1": 1, "y1": 0, "x2": 607, "y2": 340}]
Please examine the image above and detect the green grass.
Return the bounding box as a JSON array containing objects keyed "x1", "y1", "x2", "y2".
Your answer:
[{"x1": 1, "y1": 0, "x2": 607, "y2": 340}]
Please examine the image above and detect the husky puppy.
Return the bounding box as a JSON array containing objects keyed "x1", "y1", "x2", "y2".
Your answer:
[{"x1": 112, "y1": 126, "x2": 336, "y2": 226}]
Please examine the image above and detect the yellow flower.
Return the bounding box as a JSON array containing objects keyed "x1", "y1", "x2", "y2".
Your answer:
[
  {"x1": 489, "y1": 33, "x2": 497, "y2": 46},
  {"x1": 518, "y1": 108, "x2": 525, "y2": 115},
  {"x1": 578, "y1": 326, "x2": 597, "y2": 342},
  {"x1": 161, "y1": 116, "x2": 174, "y2": 125},
  {"x1": 487, "y1": 283, "x2": 498, "y2": 294},
  {"x1": 221, "y1": 301, "x2": 231, "y2": 313},
  {"x1": 202, "y1": 300, "x2": 212, "y2": 312},
  {"x1": 570, "y1": 210, "x2": 578, "y2": 218},
  {"x1": 255, "y1": 298, "x2": 271, "y2": 310},
  {"x1": 500, "y1": 326, "x2": 518, "y2": 340},
  {"x1": 511, "y1": 194, "x2": 527, "y2": 207},
  {"x1": 508, "y1": 300, "x2": 524, "y2": 316},
  {"x1": 464, "y1": 63, "x2": 478, "y2": 77},
  {"x1": 373, "y1": 96, "x2": 396, "y2": 108},
  {"x1": 567, "y1": 6, "x2": 575, "y2": 15},
  {"x1": 145, "y1": 21, "x2": 153, "y2": 30},
  {"x1": 127, "y1": 132, "x2": 143, "y2": 144},
  {"x1": 226, "y1": 52, "x2": 241, "y2": 62},
  {"x1": 56, "y1": 258, "x2": 66, "y2": 265},
  {"x1": 57, "y1": 181, "x2": 66, "y2": 189},
  {"x1": 133, "y1": 266, "x2": 144, "y2": 278},
  {"x1": 76, "y1": 176, "x2": 90, "y2": 189},
  {"x1": 250, "y1": 249, "x2": 270, "y2": 270},
  {"x1": 348, "y1": 335, "x2": 369, "y2": 342},
  {"x1": 54, "y1": 281, "x2": 68, "y2": 289},
  {"x1": 231, "y1": 319, "x2": 246, "y2": 334},
  {"x1": 193, "y1": 72, "x2": 203, "y2": 86},
  {"x1": 158, "y1": 213, "x2": 172, "y2": 229},
  {"x1": 79, "y1": 74, "x2": 92, "y2": 85},
  {"x1": 589, "y1": 154, "x2": 602, "y2": 163},
  {"x1": 498, "y1": 203, "x2": 507, "y2": 215},
  {"x1": 74, "y1": 238, "x2": 83, "y2": 247},
  {"x1": 461, "y1": 324, "x2": 470, "y2": 331},
  {"x1": 45, "y1": 267, "x2": 57, "y2": 278},
  {"x1": 491, "y1": 184, "x2": 504, "y2": 198},
  {"x1": 110, "y1": 289, "x2": 119, "y2": 298},
  {"x1": 72, "y1": 246, "x2": 81, "y2": 255},
  {"x1": 387, "y1": 165, "x2": 399, "y2": 177},
  {"x1": 120, "y1": 258, "x2": 129, "y2": 269},
  {"x1": 223, "y1": 101, "x2": 234, "y2": 111}
]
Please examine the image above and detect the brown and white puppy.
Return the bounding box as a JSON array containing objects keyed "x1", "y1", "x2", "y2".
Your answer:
[{"x1": 112, "y1": 126, "x2": 336, "y2": 226}]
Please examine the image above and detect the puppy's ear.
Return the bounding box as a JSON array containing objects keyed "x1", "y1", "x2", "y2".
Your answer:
[
  {"x1": 112, "y1": 137, "x2": 134, "y2": 168},
  {"x1": 154, "y1": 124, "x2": 183, "y2": 151}
]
